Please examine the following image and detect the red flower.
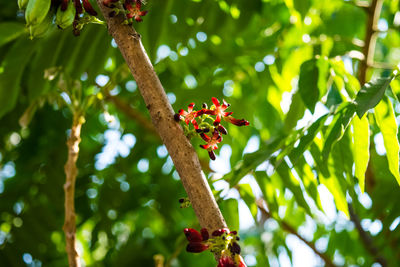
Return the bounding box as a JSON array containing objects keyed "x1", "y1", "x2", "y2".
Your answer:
[
  {"x1": 184, "y1": 228, "x2": 210, "y2": 253},
  {"x1": 82, "y1": 0, "x2": 97, "y2": 16},
  {"x1": 186, "y1": 242, "x2": 209, "y2": 253},
  {"x1": 124, "y1": 0, "x2": 148, "y2": 22},
  {"x1": 200, "y1": 129, "x2": 222, "y2": 160},
  {"x1": 178, "y1": 103, "x2": 200, "y2": 129},
  {"x1": 206, "y1": 97, "x2": 233, "y2": 126},
  {"x1": 218, "y1": 254, "x2": 247, "y2": 267},
  {"x1": 61, "y1": 0, "x2": 69, "y2": 11},
  {"x1": 223, "y1": 116, "x2": 249, "y2": 126},
  {"x1": 184, "y1": 228, "x2": 203, "y2": 243},
  {"x1": 103, "y1": 0, "x2": 119, "y2": 7}
]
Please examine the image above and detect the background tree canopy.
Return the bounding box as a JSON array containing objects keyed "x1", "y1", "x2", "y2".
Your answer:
[{"x1": 0, "y1": 0, "x2": 400, "y2": 266}]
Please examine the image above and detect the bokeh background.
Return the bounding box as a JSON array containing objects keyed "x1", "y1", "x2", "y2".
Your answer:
[{"x1": 0, "y1": 0, "x2": 400, "y2": 266}]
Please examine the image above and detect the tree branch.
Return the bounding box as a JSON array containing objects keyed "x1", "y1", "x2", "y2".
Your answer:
[
  {"x1": 63, "y1": 113, "x2": 84, "y2": 267},
  {"x1": 256, "y1": 200, "x2": 338, "y2": 267},
  {"x1": 357, "y1": 0, "x2": 383, "y2": 85},
  {"x1": 348, "y1": 204, "x2": 387, "y2": 266},
  {"x1": 95, "y1": 1, "x2": 226, "y2": 232}
]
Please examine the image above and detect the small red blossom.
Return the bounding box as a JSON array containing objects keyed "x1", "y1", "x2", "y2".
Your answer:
[
  {"x1": 212, "y1": 228, "x2": 228, "y2": 236},
  {"x1": 82, "y1": 0, "x2": 97, "y2": 16},
  {"x1": 178, "y1": 103, "x2": 200, "y2": 129},
  {"x1": 218, "y1": 253, "x2": 247, "y2": 267},
  {"x1": 217, "y1": 124, "x2": 228, "y2": 135},
  {"x1": 184, "y1": 228, "x2": 210, "y2": 253},
  {"x1": 207, "y1": 97, "x2": 233, "y2": 126},
  {"x1": 74, "y1": 0, "x2": 83, "y2": 14},
  {"x1": 223, "y1": 116, "x2": 249, "y2": 126},
  {"x1": 61, "y1": 0, "x2": 69, "y2": 11},
  {"x1": 124, "y1": 0, "x2": 148, "y2": 22},
  {"x1": 201, "y1": 228, "x2": 209, "y2": 241},
  {"x1": 184, "y1": 227, "x2": 246, "y2": 267},
  {"x1": 103, "y1": 0, "x2": 119, "y2": 7},
  {"x1": 186, "y1": 242, "x2": 209, "y2": 253},
  {"x1": 184, "y1": 228, "x2": 203, "y2": 243},
  {"x1": 200, "y1": 129, "x2": 222, "y2": 160}
]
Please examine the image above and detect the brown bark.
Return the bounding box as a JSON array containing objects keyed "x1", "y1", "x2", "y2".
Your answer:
[
  {"x1": 95, "y1": 1, "x2": 226, "y2": 232},
  {"x1": 63, "y1": 113, "x2": 84, "y2": 267}
]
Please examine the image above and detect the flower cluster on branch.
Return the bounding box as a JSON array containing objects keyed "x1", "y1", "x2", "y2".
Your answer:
[
  {"x1": 183, "y1": 228, "x2": 247, "y2": 267},
  {"x1": 103, "y1": 0, "x2": 148, "y2": 22},
  {"x1": 175, "y1": 97, "x2": 249, "y2": 160}
]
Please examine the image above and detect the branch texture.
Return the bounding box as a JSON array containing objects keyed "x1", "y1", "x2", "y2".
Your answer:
[
  {"x1": 95, "y1": 1, "x2": 226, "y2": 232},
  {"x1": 63, "y1": 113, "x2": 84, "y2": 267}
]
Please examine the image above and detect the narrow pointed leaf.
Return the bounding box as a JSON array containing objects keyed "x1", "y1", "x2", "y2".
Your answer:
[
  {"x1": 238, "y1": 184, "x2": 258, "y2": 220},
  {"x1": 374, "y1": 97, "x2": 400, "y2": 186},
  {"x1": 227, "y1": 137, "x2": 283, "y2": 187},
  {"x1": 0, "y1": 38, "x2": 37, "y2": 118},
  {"x1": 352, "y1": 115, "x2": 370, "y2": 193},
  {"x1": 322, "y1": 104, "x2": 356, "y2": 161},
  {"x1": 298, "y1": 59, "x2": 319, "y2": 112}
]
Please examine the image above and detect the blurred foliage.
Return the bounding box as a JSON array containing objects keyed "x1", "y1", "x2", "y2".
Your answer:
[{"x1": 0, "y1": 0, "x2": 400, "y2": 266}]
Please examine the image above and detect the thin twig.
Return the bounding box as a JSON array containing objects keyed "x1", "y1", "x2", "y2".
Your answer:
[
  {"x1": 63, "y1": 112, "x2": 84, "y2": 267},
  {"x1": 256, "y1": 200, "x2": 338, "y2": 267},
  {"x1": 95, "y1": 1, "x2": 226, "y2": 233},
  {"x1": 348, "y1": 204, "x2": 387, "y2": 266},
  {"x1": 104, "y1": 92, "x2": 158, "y2": 136}
]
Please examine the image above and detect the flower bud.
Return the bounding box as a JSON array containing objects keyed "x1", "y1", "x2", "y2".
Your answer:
[
  {"x1": 186, "y1": 242, "x2": 209, "y2": 253},
  {"x1": 184, "y1": 228, "x2": 203, "y2": 242}
]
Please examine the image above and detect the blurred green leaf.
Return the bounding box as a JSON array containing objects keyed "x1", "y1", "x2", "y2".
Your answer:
[
  {"x1": 293, "y1": 0, "x2": 311, "y2": 18},
  {"x1": 298, "y1": 59, "x2": 319, "y2": 112},
  {"x1": 227, "y1": 137, "x2": 284, "y2": 187},
  {"x1": 220, "y1": 198, "x2": 239, "y2": 231},
  {"x1": 0, "y1": 22, "x2": 26, "y2": 47},
  {"x1": 352, "y1": 115, "x2": 370, "y2": 192},
  {"x1": 275, "y1": 161, "x2": 312, "y2": 215},
  {"x1": 374, "y1": 96, "x2": 400, "y2": 186},
  {"x1": 238, "y1": 184, "x2": 258, "y2": 220},
  {"x1": 322, "y1": 103, "x2": 355, "y2": 162},
  {"x1": 0, "y1": 38, "x2": 37, "y2": 118}
]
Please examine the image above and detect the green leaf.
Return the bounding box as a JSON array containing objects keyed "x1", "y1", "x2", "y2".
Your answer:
[
  {"x1": 294, "y1": 157, "x2": 323, "y2": 211},
  {"x1": 318, "y1": 155, "x2": 350, "y2": 218},
  {"x1": 352, "y1": 115, "x2": 370, "y2": 193},
  {"x1": 374, "y1": 97, "x2": 400, "y2": 186},
  {"x1": 0, "y1": 38, "x2": 37, "y2": 118},
  {"x1": 275, "y1": 161, "x2": 312, "y2": 215},
  {"x1": 227, "y1": 137, "x2": 283, "y2": 187},
  {"x1": 293, "y1": 0, "x2": 311, "y2": 18},
  {"x1": 283, "y1": 91, "x2": 305, "y2": 133},
  {"x1": 220, "y1": 198, "x2": 239, "y2": 231},
  {"x1": 254, "y1": 172, "x2": 279, "y2": 214},
  {"x1": 288, "y1": 114, "x2": 328, "y2": 165},
  {"x1": 322, "y1": 103, "x2": 356, "y2": 161},
  {"x1": 0, "y1": 22, "x2": 26, "y2": 47},
  {"x1": 354, "y1": 76, "x2": 395, "y2": 118},
  {"x1": 298, "y1": 59, "x2": 319, "y2": 112},
  {"x1": 238, "y1": 184, "x2": 258, "y2": 220}
]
